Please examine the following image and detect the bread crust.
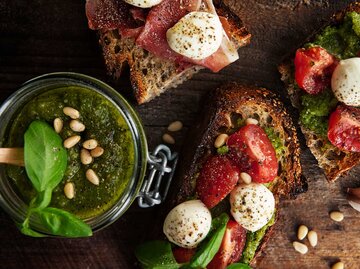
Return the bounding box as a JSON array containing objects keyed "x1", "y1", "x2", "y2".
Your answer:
[
  {"x1": 98, "y1": 2, "x2": 251, "y2": 104},
  {"x1": 278, "y1": 2, "x2": 360, "y2": 182},
  {"x1": 169, "y1": 83, "x2": 305, "y2": 265}
]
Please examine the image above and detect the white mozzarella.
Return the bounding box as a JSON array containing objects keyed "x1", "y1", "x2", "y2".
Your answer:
[
  {"x1": 331, "y1": 58, "x2": 360, "y2": 106},
  {"x1": 123, "y1": 0, "x2": 163, "y2": 8},
  {"x1": 230, "y1": 183, "x2": 275, "y2": 232},
  {"x1": 163, "y1": 200, "x2": 212, "y2": 248},
  {"x1": 166, "y1": 11, "x2": 223, "y2": 60}
]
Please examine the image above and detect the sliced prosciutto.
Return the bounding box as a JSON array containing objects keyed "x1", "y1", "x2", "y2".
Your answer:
[{"x1": 86, "y1": 0, "x2": 240, "y2": 72}]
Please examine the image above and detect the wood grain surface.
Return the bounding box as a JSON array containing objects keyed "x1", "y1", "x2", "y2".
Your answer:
[{"x1": 1, "y1": 0, "x2": 360, "y2": 268}]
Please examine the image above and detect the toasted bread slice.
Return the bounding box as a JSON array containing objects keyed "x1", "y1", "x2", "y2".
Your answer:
[
  {"x1": 99, "y1": 2, "x2": 251, "y2": 104},
  {"x1": 170, "y1": 83, "x2": 305, "y2": 266},
  {"x1": 278, "y1": 2, "x2": 360, "y2": 182}
]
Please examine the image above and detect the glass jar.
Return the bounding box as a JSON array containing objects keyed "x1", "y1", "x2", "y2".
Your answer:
[{"x1": 0, "y1": 72, "x2": 171, "y2": 235}]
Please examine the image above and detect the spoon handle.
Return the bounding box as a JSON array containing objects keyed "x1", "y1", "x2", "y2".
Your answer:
[{"x1": 0, "y1": 148, "x2": 24, "y2": 166}]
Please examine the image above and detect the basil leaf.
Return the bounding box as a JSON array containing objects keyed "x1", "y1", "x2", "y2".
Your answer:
[
  {"x1": 29, "y1": 188, "x2": 52, "y2": 211},
  {"x1": 135, "y1": 240, "x2": 180, "y2": 269},
  {"x1": 188, "y1": 213, "x2": 229, "y2": 268},
  {"x1": 24, "y1": 120, "x2": 67, "y2": 192},
  {"x1": 35, "y1": 207, "x2": 92, "y2": 237},
  {"x1": 16, "y1": 220, "x2": 46, "y2": 238},
  {"x1": 226, "y1": 263, "x2": 252, "y2": 269}
]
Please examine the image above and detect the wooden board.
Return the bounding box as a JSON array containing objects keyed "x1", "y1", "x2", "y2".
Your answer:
[{"x1": 1, "y1": 0, "x2": 360, "y2": 268}]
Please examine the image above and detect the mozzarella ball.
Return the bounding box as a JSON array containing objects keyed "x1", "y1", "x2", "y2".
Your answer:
[
  {"x1": 123, "y1": 0, "x2": 162, "y2": 8},
  {"x1": 230, "y1": 183, "x2": 275, "y2": 232},
  {"x1": 166, "y1": 11, "x2": 223, "y2": 60},
  {"x1": 163, "y1": 200, "x2": 212, "y2": 248},
  {"x1": 331, "y1": 58, "x2": 360, "y2": 106}
]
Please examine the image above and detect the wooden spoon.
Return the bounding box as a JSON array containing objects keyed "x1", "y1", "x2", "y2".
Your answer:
[{"x1": 0, "y1": 148, "x2": 24, "y2": 166}]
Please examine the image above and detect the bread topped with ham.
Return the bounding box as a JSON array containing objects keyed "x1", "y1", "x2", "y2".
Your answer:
[{"x1": 85, "y1": 0, "x2": 251, "y2": 104}]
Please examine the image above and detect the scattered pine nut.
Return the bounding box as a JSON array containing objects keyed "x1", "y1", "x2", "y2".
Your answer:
[
  {"x1": 91, "y1": 147, "x2": 104, "y2": 158},
  {"x1": 63, "y1": 107, "x2": 80, "y2": 119},
  {"x1": 64, "y1": 135, "x2": 81, "y2": 149},
  {"x1": 307, "y1": 230, "x2": 318, "y2": 247},
  {"x1": 64, "y1": 182, "x2": 75, "y2": 199},
  {"x1": 240, "y1": 172, "x2": 252, "y2": 184},
  {"x1": 292, "y1": 241, "x2": 308, "y2": 254},
  {"x1": 53, "y1": 118, "x2": 63, "y2": 133},
  {"x1": 332, "y1": 262, "x2": 344, "y2": 269},
  {"x1": 86, "y1": 169, "x2": 99, "y2": 185},
  {"x1": 70, "y1": 120, "x2": 85, "y2": 132},
  {"x1": 214, "y1": 133, "x2": 228, "y2": 148},
  {"x1": 83, "y1": 139, "x2": 98, "y2": 150},
  {"x1": 297, "y1": 225, "x2": 309, "y2": 240},
  {"x1": 246, "y1": 118, "x2": 259, "y2": 125},
  {"x1": 81, "y1": 149, "x2": 93, "y2": 165},
  {"x1": 162, "y1": 133, "x2": 175, "y2": 144},
  {"x1": 330, "y1": 211, "x2": 344, "y2": 222},
  {"x1": 167, "y1": 121, "x2": 183, "y2": 132}
]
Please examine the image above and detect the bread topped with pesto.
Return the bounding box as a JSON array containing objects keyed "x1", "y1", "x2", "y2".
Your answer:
[
  {"x1": 135, "y1": 84, "x2": 305, "y2": 268},
  {"x1": 86, "y1": 0, "x2": 251, "y2": 104},
  {"x1": 279, "y1": 2, "x2": 360, "y2": 182}
]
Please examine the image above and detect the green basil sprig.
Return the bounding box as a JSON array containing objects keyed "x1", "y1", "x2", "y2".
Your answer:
[
  {"x1": 19, "y1": 120, "x2": 92, "y2": 237},
  {"x1": 135, "y1": 213, "x2": 235, "y2": 269},
  {"x1": 188, "y1": 213, "x2": 229, "y2": 268},
  {"x1": 135, "y1": 240, "x2": 180, "y2": 269}
]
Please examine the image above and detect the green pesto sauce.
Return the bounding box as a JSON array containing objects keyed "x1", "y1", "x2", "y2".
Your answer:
[
  {"x1": 241, "y1": 212, "x2": 276, "y2": 264},
  {"x1": 264, "y1": 127, "x2": 286, "y2": 159},
  {"x1": 299, "y1": 89, "x2": 338, "y2": 137},
  {"x1": 299, "y1": 11, "x2": 360, "y2": 136},
  {"x1": 309, "y1": 12, "x2": 360, "y2": 59},
  {"x1": 5, "y1": 86, "x2": 135, "y2": 219}
]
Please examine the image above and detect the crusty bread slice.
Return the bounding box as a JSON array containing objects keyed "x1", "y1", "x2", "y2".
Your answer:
[
  {"x1": 98, "y1": 2, "x2": 251, "y2": 104},
  {"x1": 278, "y1": 2, "x2": 360, "y2": 182},
  {"x1": 169, "y1": 83, "x2": 305, "y2": 266}
]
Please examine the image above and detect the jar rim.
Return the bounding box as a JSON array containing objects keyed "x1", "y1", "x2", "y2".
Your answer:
[{"x1": 0, "y1": 72, "x2": 148, "y2": 235}]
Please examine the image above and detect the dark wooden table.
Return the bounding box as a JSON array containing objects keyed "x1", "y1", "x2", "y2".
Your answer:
[{"x1": 1, "y1": 1, "x2": 360, "y2": 268}]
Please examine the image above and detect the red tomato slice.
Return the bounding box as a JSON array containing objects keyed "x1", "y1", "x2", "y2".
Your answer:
[
  {"x1": 207, "y1": 220, "x2": 247, "y2": 269},
  {"x1": 172, "y1": 247, "x2": 196, "y2": 264},
  {"x1": 328, "y1": 104, "x2": 360, "y2": 152},
  {"x1": 227, "y1": 124, "x2": 278, "y2": 183},
  {"x1": 196, "y1": 155, "x2": 240, "y2": 208},
  {"x1": 294, "y1": 47, "x2": 337, "y2": 94}
]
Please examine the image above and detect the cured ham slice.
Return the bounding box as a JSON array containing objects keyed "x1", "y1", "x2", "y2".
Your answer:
[{"x1": 86, "y1": 0, "x2": 239, "y2": 72}]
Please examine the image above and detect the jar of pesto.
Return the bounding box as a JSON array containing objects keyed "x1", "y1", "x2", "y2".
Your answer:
[{"x1": 0, "y1": 72, "x2": 177, "y2": 236}]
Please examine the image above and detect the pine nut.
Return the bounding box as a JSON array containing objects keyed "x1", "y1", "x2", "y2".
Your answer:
[
  {"x1": 81, "y1": 149, "x2": 93, "y2": 165},
  {"x1": 307, "y1": 230, "x2": 318, "y2": 247},
  {"x1": 83, "y1": 139, "x2": 98, "y2": 150},
  {"x1": 240, "y1": 172, "x2": 252, "y2": 184},
  {"x1": 162, "y1": 133, "x2": 175, "y2": 144},
  {"x1": 297, "y1": 225, "x2": 308, "y2": 240},
  {"x1": 246, "y1": 118, "x2": 259, "y2": 125},
  {"x1": 292, "y1": 241, "x2": 308, "y2": 254},
  {"x1": 91, "y1": 146, "x2": 104, "y2": 158},
  {"x1": 167, "y1": 121, "x2": 183, "y2": 132},
  {"x1": 64, "y1": 182, "x2": 75, "y2": 199},
  {"x1": 331, "y1": 262, "x2": 344, "y2": 269},
  {"x1": 86, "y1": 169, "x2": 99, "y2": 185},
  {"x1": 53, "y1": 118, "x2": 63, "y2": 133},
  {"x1": 330, "y1": 211, "x2": 344, "y2": 222},
  {"x1": 63, "y1": 107, "x2": 80, "y2": 119},
  {"x1": 214, "y1": 134, "x2": 228, "y2": 148},
  {"x1": 64, "y1": 135, "x2": 81, "y2": 148},
  {"x1": 70, "y1": 120, "x2": 85, "y2": 132}
]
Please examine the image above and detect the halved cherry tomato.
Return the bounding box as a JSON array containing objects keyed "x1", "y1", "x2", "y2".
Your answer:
[
  {"x1": 294, "y1": 47, "x2": 337, "y2": 94},
  {"x1": 172, "y1": 247, "x2": 196, "y2": 264},
  {"x1": 227, "y1": 124, "x2": 278, "y2": 183},
  {"x1": 328, "y1": 104, "x2": 360, "y2": 152},
  {"x1": 196, "y1": 155, "x2": 240, "y2": 208},
  {"x1": 207, "y1": 220, "x2": 247, "y2": 269}
]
